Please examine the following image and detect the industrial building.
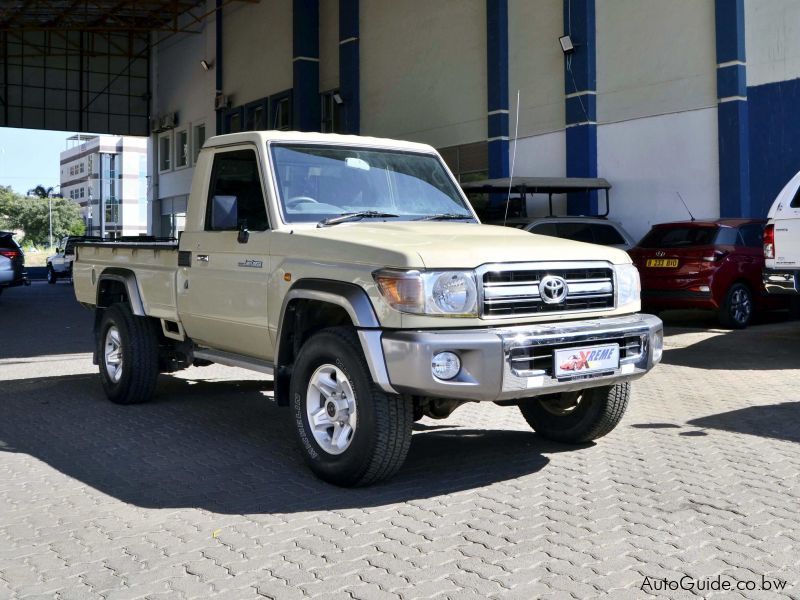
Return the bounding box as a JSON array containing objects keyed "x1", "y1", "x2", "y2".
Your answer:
[
  {"x1": 59, "y1": 134, "x2": 148, "y2": 237},
  {"x1": 2, "y1": 1, "x2": 799, "y2": 240}
]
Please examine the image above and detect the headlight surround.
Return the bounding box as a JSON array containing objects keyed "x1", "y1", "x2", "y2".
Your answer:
[
  {"x1": 615, "y1": 263, "x2": 641, "y2": 309},
  {"x1": 373, "y1": 269, "x2": 479, "y2": 316}
]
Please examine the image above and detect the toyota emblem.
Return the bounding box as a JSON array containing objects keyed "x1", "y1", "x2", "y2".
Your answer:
[
  {"x1": 540, "y1": 275, "x2": 568, "y2": 304},
  {"x1": 656, "y1": 250, "x2": 666, "y2": 257}
]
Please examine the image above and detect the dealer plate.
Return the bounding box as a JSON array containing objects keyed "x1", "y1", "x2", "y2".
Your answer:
[
  {"x1": 554, "y1": 343, "x2": 620, "y2": 378},
  {"x1": 646, "y1": 258, "x2": 678, "y2": 267}
]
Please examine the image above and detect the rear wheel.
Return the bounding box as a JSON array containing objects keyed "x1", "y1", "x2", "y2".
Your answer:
[
  {"x1": 518, "y1": 383, "x2": 630, "y2": 443},
  {"x1": 97, "y1": 304, "x2": 159, "y2": 404},
  {"x1": 47, "y1": 265, "x2": 57, "y2": 284},
  {"x1": 718, "y1": 282, "x2": 752, "y2": 329},
  {"x1": 290, "y1": 327, "x2": 413, "y2": 486}
]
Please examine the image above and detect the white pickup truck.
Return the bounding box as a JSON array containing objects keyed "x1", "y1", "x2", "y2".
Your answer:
[
  {"x1": 764, "y1": 171, "x2": 800, "y2": 295},
  {"x1": 74, "y1": 131, "x2": 663, "y2": 486}
]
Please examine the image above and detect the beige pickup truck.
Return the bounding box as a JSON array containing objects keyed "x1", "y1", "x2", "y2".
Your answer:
[{"x1": 74, "y1": 131, "x2": 662, "y2": 486}]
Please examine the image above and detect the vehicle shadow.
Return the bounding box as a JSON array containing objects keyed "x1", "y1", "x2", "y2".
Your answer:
[
  {"x1": 660, "y1": 321, "x2": 800, "y2": 370},
  {"x1": 687, "y1": 402, "x2": 800, "y2": 443},
  {"x1": 0, "y1": 372, "x2": 565, "y2": 514}
]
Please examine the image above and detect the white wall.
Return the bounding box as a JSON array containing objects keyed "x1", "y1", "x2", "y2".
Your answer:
[
  {"x1": 513, "y1": 131, "x2": 568, "y2": 216},
  {"x1": 508, "y1": 0, "x2": 564, "y2": 138},
  {"x1": 361, "y1": 0, "x2": 486, "y2": 148},
  {"x1": 746, "y1": 0, "x2": 800, "y2": 87},
  {"x1": 596, "y1": 0, "x2": 716, "y2": 124},
  {"x1": 598, "y1": 108, "x2": 719, "y2": 242},
  {"x1": 223, "y1": 0, "x2": 293, "y2": 106}
]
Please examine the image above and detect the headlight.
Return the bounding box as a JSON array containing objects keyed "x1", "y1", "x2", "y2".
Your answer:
[
  {"x1": 374, "y1": 269, "x2": 478, "y2": 316},
  {"x1": 615, "y1": 263, "x2": 641, "y2": 310}
]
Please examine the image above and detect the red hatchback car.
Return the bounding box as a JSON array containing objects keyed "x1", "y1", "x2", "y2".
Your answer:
[{"x1": 629, "y1": 219, "x2": 786, "y2": 328}]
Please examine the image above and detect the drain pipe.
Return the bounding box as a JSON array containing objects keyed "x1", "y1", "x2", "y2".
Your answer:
[{"x1": 215, "y1": 0, "x2": 223, "y2": 135}]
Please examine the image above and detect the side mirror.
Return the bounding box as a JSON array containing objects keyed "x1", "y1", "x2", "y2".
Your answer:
[
  {"x1": 237, "y1": 222, "x2": 250, "y2": 244},
  {"x1": 211, "y1": 195, "x2": 238, "y2": 230}
]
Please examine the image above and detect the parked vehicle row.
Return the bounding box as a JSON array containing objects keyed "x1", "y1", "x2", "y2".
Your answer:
[
  {"x1": 0, "y1": 231, "x2": 27, "y2": 296},
  {"x1": 47, "y1": 235, "x2": 101, "y2": 283}
]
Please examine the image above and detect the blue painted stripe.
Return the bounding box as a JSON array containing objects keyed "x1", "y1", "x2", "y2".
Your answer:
[
  {"x1": 293, "y1": 0, "x2": 319, "y2": 131},
  {"x1": 715, "y1": 0, "x2": 749, "y2": 217},
  {"x1": 566, "y1": 124, "x2": 598, "y2": 215},
  {"x1": 718, "y1": 100, "x2": 751, "y2": 217},
  {"x1": 487, "y1": 0, "x2": 509, "y2": 179},
  {"x1": 565, "y1": 93, "x2": 596, "y2": 126},
  {"x1": 717, "y1": 64, "x2": 746, "y2": 98},
  {"x1": 715, "y1": 0, "x2": 745, "y2": 64},
  {"x1": 339, "y1": 0, "x2": 360, "y2": 134},
  {"x1": 563, "y1": 0, "x2": 598, "y2": 215},
  {"x1": 488, "y1": 112, "x2": 509, "y2": 139}
]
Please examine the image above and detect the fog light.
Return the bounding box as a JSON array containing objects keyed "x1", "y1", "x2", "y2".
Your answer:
[
  {"x1": 432, "y1": 351, "x2": 461, "y2": 380},
  {"x1": 698, "y1": 285, "x2": 710, "y2": 292},
  {"x1": 652, "y1": 330, "x2": 664, "y2": 364}
]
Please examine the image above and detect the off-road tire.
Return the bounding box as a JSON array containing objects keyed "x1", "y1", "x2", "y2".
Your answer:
[
  {"x1": 97, "y1": 304, "x2": 159, "y2": 405},
  {"x1": 290, "y1": 327, "x2": 413, "y2": 487},
  {"x1": 47, "y1": 265, "x2": 57, "y2": 284},
  {"x1": 519, "y1": 383, "x2": 630, "y2": 443},
  {"x1": 718, "y1": 282, "x2": 752, "y2": 329}
]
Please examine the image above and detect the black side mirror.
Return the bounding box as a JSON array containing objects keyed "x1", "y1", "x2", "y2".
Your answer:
[{"x1": 237, "y1": 222, "x2": 250, "y2": 244}]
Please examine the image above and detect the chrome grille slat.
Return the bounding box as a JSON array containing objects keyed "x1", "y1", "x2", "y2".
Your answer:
[{"x1": 481, "y1": 263, "x2": 615, "y2": 318}]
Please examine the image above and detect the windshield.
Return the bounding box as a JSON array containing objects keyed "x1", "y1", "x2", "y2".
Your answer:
[
  {"x1": 638, "y1": 226, "x2": 720, "y2": 248},
  {"x1": 270, "y1": 144, "x2": 475, "y2": 223}
]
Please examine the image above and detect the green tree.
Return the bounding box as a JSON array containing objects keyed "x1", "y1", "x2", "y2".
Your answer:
[{"x1": 0, "y1": 190, "x2": 84, "y2": 246}]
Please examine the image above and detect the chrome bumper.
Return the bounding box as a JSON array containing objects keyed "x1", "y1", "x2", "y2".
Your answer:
[
  {"x1": 369, "y1": 314, "x2": 663, "y2": 402},
  {"x1": 763, "y1": 269, "x2": 799, "y2": 294}
]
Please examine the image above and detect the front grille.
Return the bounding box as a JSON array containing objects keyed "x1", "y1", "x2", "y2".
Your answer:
[
  {"x1": 482, "y1": 265, "x2": 615, "y2": 318},
  {"x1": 508, "y1": 335, "x2": 645, "y2": 377}
]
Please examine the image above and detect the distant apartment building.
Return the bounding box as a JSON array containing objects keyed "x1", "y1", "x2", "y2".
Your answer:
[{"x1": 60, "y1": 134, "x2": 148, "y2": 238}]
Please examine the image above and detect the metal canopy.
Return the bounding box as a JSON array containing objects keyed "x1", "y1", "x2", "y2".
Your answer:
[
  {"x1": 461, "y1": 177, "x2": 613, "y2": 218},
  {"x1": 0, "y1": 1, "x2": 207, "y2": 34},
  {"x1": 0, "y1": 0, "x2": 227, "y2": 136}
]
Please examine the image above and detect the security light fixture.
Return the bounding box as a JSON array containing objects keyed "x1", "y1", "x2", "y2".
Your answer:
[
  {"x1": 559, "y1": 35, "x2": 575, "y2": 54},
  {"x1": 200, "y1": 59, "x2": 212, "y2": 71},
  {"x1": 332, "y1": 93, "x2": 344, "y2": 105}
]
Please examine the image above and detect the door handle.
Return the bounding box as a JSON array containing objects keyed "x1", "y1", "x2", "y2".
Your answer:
[{"x1": 196, "y1": 254, "x2": 209, "y2": 262}]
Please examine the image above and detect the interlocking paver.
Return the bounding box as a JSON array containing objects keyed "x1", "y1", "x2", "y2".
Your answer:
[{"x1": 2, "y1": 285, "x2": 800, "y2": 599}]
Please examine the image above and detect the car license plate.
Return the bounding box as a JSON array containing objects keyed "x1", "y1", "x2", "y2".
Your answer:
[
  {"x1": 646, "y1": 258, "x2": 678, "y2": 267},
  {"x1": 554, "y1": 344, "x2": 619, "y2": 379}
]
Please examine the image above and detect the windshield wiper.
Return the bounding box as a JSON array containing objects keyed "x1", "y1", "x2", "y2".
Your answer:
[
  {"x1": 414, "y1": 213, "x2": 474, "y2": 221},
  {"x1": 317, "y1": 211, "x2": 400, "y2": 228}
]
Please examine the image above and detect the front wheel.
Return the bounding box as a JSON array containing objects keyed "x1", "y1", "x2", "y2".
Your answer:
[
  {"x1": 47, "y1": 265, "x2": 57, "y2": 284},
  {"x1": 518, "y1": 383, "x2": 630, "y2": 443},
  {"x1": 290, "y1": 327, "x2": 413, "y2": 487},
  {"x1": 718, "y1": 282, "x2": 752, "y2": 329},
  {"x1": 97, "y1": 304, "x2": 160, "y2": 404}
]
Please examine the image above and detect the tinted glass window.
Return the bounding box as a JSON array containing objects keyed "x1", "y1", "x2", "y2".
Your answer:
[
  {"x1": 591, "y1": 224, "x2": 626, "y2": 245},
  {"x1": 205, "y1": 149, "x2": 269, "y2": 231},
  {"x1": 556, "y1": 222, "x2": 594, "y2": 243},
  {"x1": 639, "y1": 226, "x2": 718, "y2": 248},
  {"x1": 0, "y1": 234, "x2": 16, "y2": 250},
  {"x1": 528, "y1": 223, "x2": 558, "y2": 236},
  {"x1": 738, "y1": 223, "x2": 764, "y2": 248},
  {"x1": 714, "y1": 227, "x2": 739, "y2": 245},
  {"x1": 791, "y1": 186, "x2": 800, "y2": 208}
]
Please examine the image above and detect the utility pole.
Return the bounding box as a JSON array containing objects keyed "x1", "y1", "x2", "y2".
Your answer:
[{"x1": 48, "y1": 195, "x2": 53, "y2": 248}]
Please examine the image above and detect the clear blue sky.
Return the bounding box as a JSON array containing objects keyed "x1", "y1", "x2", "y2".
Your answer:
[{"x1": 0, "y1": 127, "x2": 78, "y2": 195}]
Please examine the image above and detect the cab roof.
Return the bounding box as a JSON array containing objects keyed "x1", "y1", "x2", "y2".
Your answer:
[
  {"x1": 203, "y1": 130, "x2": 439, "y2": 154},
  {"x1": 652, "y1": 218, "x2": 765, "y2": 228}
]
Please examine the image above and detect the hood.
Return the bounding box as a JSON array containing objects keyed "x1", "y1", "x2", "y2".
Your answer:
[{"x1": 285, "y1": 222, "x2": 631, "y2": 269}]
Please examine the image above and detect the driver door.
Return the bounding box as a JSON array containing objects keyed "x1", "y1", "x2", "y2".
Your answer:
[{"x1": 178, "y1": 146, "x2": 273, "y2": 360}]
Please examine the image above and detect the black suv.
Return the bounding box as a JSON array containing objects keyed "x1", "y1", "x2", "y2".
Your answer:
[{"x1": 0, "y1": 231, "x2": 28, "y2": 296}]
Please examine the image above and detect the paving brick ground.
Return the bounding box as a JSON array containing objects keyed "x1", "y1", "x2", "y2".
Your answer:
[{"x1": 1, "y1": 283, "x2": 799, "y2": 599}]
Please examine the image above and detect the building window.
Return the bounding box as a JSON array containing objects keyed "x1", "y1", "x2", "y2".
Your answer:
[
  {"x1": 224, "y1": 108, "x2": 243, "y2": 134},
  {"x1": 159, "y1": 133, "x2": 171, "y2": 172},
  {"x1": 175, "y1": 129, "x2": 189, "y2": 168},
  {"x1": 79, "y1": 162, "x2": 84, "y2": 174},
  {"x1": 192, "y1": 123, "x2": 206, "y2": 164},
  {"x1": 245, "y1": 99, "x2": 268, "y2": 131},
  {"x1": 321, "y1": 90, "x2": 344, "y2": 133},
  {"x1": 80, "y1": 187, "x2": 85, "y2": 198},
  {"x1": 270, "y1": 90, "x2": 292, "y2": 131}
]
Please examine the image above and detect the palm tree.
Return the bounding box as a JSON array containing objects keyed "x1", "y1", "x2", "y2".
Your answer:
[{"x1": 28, "y1": 185, "x2": 54, "y2": 199}]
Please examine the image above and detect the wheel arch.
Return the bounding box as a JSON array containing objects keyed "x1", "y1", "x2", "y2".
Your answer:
[
  {"x1": 274, "y1": 279, "x2": 392, "y2": 405},
  {"x1": 96, "y1": 268, "x2": 145, "y2": 316}
]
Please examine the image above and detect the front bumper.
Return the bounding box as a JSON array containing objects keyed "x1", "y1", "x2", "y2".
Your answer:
[
  {"x1": 763, "y1": 269, "x2": 799, "y2": 294},
  {"x1": 373, "y1": 313, "x2": 663, "y2": 402}
]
